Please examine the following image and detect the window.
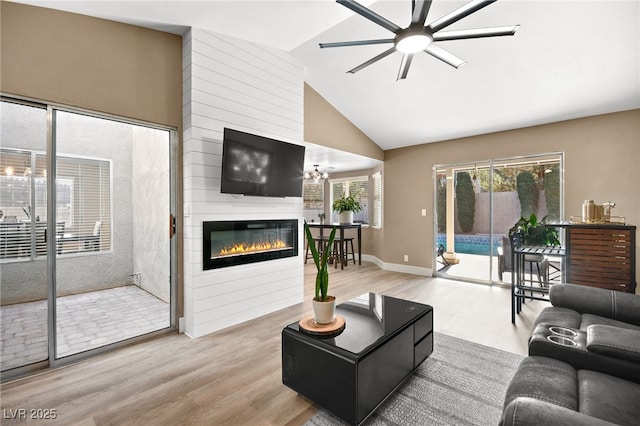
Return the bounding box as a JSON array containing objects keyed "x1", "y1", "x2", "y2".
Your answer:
[
  {"x1": 303, "y1": 182, "x2": 324, "y2": 223},
  {"x1": 330, "y1": 176, "x2": 369, "y2": 224},
  {"x1": 0, "y1": 147, "x2": 111, "y2": 260},
  {"x1": 56, "y1": 155, "x2": 111, "y2": 253}
]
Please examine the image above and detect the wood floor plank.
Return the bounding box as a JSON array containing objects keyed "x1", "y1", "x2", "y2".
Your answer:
[{"x1": 0, "y1": 262, "x2": 545, "y2": 425}]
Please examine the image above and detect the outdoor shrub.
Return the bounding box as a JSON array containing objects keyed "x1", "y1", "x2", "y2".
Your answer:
[
  {"x1": 437, "y1": 184, "x2": 447, "y2": 233},
  {"x1": 516, "y1": 171, "x2": 538, "y2": 218},
  {"x1": 544, "y1": 167, "x2": 560, "y2": 221},
  {"x1": 455, "y1": 171, "x2": 475, "y2": 233}
]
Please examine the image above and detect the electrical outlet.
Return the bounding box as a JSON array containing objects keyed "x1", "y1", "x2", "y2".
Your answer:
[
  {"x1": 421, "y1": 209, "x2": 427, "y2": 216},
  {"x1": 403, "y1": 254, "x2": 409, "y2": 262}
]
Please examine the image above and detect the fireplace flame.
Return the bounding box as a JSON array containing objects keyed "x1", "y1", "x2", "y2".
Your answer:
[{"x1": 219, "y1": 239, "x2": 288, "y2": 256}]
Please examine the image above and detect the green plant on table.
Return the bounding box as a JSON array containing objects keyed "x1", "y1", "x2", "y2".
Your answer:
[
  {"x1": 332, "y1": 193, "x2": 363, "y2": 213},
  {"x1": 304, "y1": 221, "x2": 337, "y2": 302},
  {"x1": 510, "y1": 213, "x2": 560, "y2": 246}
]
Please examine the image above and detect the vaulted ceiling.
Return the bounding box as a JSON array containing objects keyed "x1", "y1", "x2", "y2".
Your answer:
[{"x1": 12, "y1": 1, "x2": 640, "y2": 154}]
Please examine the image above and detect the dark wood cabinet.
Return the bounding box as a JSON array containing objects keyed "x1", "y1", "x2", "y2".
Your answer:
[{"x1": 565, "y1": 224, "x2": 636, "y2": 293}]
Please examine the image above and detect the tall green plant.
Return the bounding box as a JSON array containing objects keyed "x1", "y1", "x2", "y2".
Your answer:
[
  {"x1": 455, "y1": 171, "x2": 475, "y2": 233},
  {"x1": 304, "y1": 222, "x2": 337, "y2": 302},
  {"x1": 437, "y1": 184, "x2": 447, "y2": 233},
  {"x1": 517, "y1": 171, "x2": 538, "y2": 218},
  {"x1": 544, "y1": 167, "x2": 560, "y2": 221}
]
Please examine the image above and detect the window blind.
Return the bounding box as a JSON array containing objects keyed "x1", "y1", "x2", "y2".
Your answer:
[
  {"x1": 330, "y1": 177, "x2": 369, "y2": 224},
  {"x1": 303, "y1": 182, "x2": 324, "y2": 222},
  {"x1": 372, "y1": 171, "x2": 382, "y2": 228},
  {"x1": 56, "y1": 156, "x2": 111, "y2": 253}
]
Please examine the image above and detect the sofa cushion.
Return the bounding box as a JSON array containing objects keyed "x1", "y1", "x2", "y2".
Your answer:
[
  {"x1": 533, "y1": 306, "x2": 581, "y2": 329},
  {"x1": 501, "y1": 397, "x2": 615, "y2": 426},
  {"x1": 579, "y1": 370, "x2": 640, "y2": 425},
  {"x1": 549, "y1": 284, "x2": 640, "y2": 327},
  {"x1": 586, "y1": 325, "x2": 640, "y2": 363},
  {"x1": 503, "y1": 356, "x2": 578, "y2": 411},
  {"x1": 581, "y1": 314, "x2": 640, "y2": 332}
]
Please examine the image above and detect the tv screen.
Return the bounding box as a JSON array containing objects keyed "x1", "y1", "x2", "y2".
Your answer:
[{"x1": 221, "y1": 128, "x2": 305, "y2": 197}]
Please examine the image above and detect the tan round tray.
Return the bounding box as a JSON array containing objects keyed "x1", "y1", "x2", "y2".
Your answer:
[{"x1": 299, "y1": 315, "x2": 345, "y2": 337}]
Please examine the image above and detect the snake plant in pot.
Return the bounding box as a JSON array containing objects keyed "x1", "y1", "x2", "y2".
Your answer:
[{"x1": 304, "y1": 221, "x2": 337, "y2": 324}]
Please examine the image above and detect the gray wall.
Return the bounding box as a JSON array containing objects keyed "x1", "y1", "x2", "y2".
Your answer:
[{"x1": 132, "y1": 126, "x2": 170, "y2": 302}]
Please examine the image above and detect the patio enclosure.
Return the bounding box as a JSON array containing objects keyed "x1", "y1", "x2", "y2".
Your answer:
[
  {"x1": 434, "y1": 154, "x2": 563, "y2": 283},
  {"x1": 1, "y1": 99, "x2": 176, "y2": 377}
]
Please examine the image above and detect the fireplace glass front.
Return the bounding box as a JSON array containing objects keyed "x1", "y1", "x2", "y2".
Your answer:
[{"x1": 203, "y1": 219, "x2": 298, "y2": 270}]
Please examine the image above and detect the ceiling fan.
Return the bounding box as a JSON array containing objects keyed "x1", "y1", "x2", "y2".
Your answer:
[{"x1": 320, "y1": 0, "x2": 519, "y2": 80}]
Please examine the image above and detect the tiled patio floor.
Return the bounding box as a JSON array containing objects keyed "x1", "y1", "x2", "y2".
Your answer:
[
  {"x1": 437, "y1": 252, "x2": 505, "y2": 282},
  {"x1": 1, "y1": 285, "x2": 169, "y2": 371}
]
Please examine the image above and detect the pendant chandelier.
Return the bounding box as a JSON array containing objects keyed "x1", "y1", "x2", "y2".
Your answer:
[{"x1": 304, "y1": 164, "x2": 329, "y2": 183}]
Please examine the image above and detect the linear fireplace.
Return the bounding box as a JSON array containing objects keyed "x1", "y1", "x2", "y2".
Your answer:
[{"x1": 203, "y1": 219, "x2": 298, "y2": 270}]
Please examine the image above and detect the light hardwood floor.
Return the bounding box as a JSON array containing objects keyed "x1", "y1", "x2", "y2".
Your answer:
[{"x1": 0, "y1": 262, "x2": 545, "y2": 425}]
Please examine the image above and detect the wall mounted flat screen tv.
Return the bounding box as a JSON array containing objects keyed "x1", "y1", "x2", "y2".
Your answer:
[{"x1": 221, "y1": 128, "x2": 305, "y2": 197}]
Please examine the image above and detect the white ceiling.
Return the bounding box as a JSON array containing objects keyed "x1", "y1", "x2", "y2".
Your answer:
[{"x1": 13, "y1": 0, "x2": 640, "y2": 171}]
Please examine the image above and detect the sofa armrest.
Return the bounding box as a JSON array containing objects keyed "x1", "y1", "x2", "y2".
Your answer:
[
  {"x1": 549, "y1": 284, "x2": 640, "y2": 326},
  {"x1": 587, "y1": 325, "x2": 640, "y2": 363},
  {"x1": 500, "y1": 397, "x2": 615, "y2": 426}
]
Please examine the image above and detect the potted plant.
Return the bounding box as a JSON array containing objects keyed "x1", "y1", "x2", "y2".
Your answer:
[
  {"x1": 332, "y1": 192, "x2": 362, "y2": 224},
  {"x1": 509, "y1": 213, "x2": 560, "y2": 246},
  {"x1": 304, "y1": 221, "x2": 337, "y2": 324}
]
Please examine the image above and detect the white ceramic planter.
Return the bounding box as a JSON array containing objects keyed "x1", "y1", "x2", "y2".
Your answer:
[
  {"x1": 339, "y1": 211, "x2": 353, "y2": 225},
  {"x1": 312, "y1": 297, "x2": 336, "y2": 324}
]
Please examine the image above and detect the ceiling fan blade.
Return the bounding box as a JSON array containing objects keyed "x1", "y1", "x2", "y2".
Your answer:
[
  {"x1": 433, "y1": 25, "x2": 519, "y2": 41},
  {"x1": 424, "y1": 44, "x2": 466, "y2": 68},
  {"x1": 427, "y1": 0, "x2": 497, "y2": 33},
  {"x1": 320, "y1": 38, "x2": 394, "y2": 49},
  {"x1": 337, "y1": 0, "x2": 403, "y2": 34},
  {"x1": 348, "y1": 47, "x2": 396, "y2": 74},
  {"x1": 411, "y1": 0, "x2": 433, "y2": 26},
  {"x1": 397, "y1": 54, "x2": 414, "y2": 80}
]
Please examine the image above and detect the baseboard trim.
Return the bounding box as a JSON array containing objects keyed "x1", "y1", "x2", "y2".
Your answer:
[{"x1": 362, "y1": 254, "x2": 433, "y2": 276}]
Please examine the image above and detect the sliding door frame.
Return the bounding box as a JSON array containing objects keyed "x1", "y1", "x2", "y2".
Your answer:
[
  {"x1": 1, "y1": 94, "x2": 179, "y2": 379},
  {"x1": 432, "y1": 152, "x2": 564, "y2": 286}
]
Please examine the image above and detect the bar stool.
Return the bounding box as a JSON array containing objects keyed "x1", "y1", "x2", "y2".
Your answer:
[
  {"x1": 304, "y1": 232, "x2": 324, "y2": 264},
  {"x1": 309, "y1": 236, "x2": 343, "y2": 269},
  {"x1": 330, "y1": 237, "x2": 356, "y2": 269},
  {"x1": 342, "y1": 237, "x2": 356, "y2": 266}
]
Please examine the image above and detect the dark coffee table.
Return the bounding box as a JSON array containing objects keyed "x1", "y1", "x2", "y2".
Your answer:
[{"x1": 282, "y1": 293, "x2": 433, "y2": 425}]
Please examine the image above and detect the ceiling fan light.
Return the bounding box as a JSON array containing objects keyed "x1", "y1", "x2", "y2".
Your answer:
[{"x1": 396, "y1": 33, "x2": 431, "y2": 54}]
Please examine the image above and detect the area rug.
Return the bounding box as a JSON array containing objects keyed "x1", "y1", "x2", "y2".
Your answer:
[{"x1": 305, "y1": 332, "x2": 522, "y2": 426}]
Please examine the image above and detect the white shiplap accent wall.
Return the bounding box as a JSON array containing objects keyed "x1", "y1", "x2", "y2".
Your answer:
[{"x1": 183, "y1": 28, "x2": 305, "y2": 338}]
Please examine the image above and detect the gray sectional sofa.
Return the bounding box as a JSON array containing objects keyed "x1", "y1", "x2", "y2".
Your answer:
[{"x1": 501, "y1": 284, "x2": 640, "y2": 425}]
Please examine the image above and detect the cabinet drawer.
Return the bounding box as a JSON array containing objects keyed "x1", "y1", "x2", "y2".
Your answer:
[
  {"x1": 414, "y1": 311, "x2": 433, "y2": 344},
  {"x1": 415, "y1": 332, "x2": 433, "y2": 368}
]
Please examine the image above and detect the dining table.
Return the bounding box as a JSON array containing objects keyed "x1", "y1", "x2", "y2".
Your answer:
[{"x1": 306, "y1": 222, "x2": 362, "y2": 268}]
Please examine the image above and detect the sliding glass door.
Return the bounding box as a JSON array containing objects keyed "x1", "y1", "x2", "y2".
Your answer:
[
  {"x1": 1, "y1": 98, "x2": 176, "y2": 377},
  {"x1": 434, "y1": 162, "x2": 493, "y2": 281},
  {"x1": 434, "y1": 154, "x2": 563, "y2": 284},
  {"x1": 53, "y1": 110, "x2": 173, "y2": 358},
  {"x1": 0, "y1": 101, "x2": 49, "y2": 372}
]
